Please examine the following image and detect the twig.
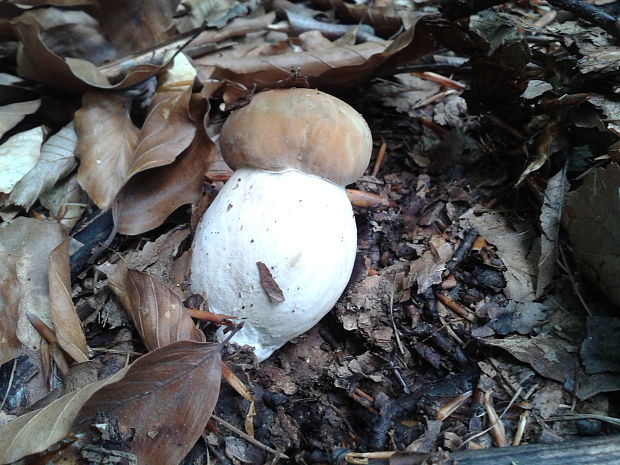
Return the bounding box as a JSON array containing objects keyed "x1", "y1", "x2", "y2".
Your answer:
[
  {"x1": 446, "y1": 228, "x2": 479, "y2": 272},
  {"x1": 371, "y1": 141, "x2": 387, "y2": 177},
  {"x1": 557, "y1": 246, "x2": 592, "y2": 316},
  {"x1": 210, "y1": 413, "x2": 289, "y2": 460}
]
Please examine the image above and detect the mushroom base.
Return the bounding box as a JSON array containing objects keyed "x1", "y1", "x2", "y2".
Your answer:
[{"x1": 190, "y1": 168, "x2": 357, "y2": 361}]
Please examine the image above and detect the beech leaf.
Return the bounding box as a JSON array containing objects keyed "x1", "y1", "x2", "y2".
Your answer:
[
  {"x1": 115, "y1": 95, "x2": 214, "y2": 235},
  {"x1": 0, "y1": 244, "x2": 23, "y2": 365},
  {"x1": 8, "y1": 122, "x2": 78, "y2": 210},
  {"x1": 0, "y1": 366, "x2": 127, "y2": 465},
  {"x1": 48, "y1": 238, "x2": 89, "y2": 363},
  {"x1": 75, "y1": 91, "x2": 139, "y2": 209},
  {"x1": 109, "y1": 267, "x2": 205, "y2": 351},
  {"x1": 0, "y1": 126, "x2": 43, "y2": 194},
  {"x1": 73, "y1": 341, "x2": 221, "y2": 465},
  {"x1": 11, "y1": 12, "x2": 161, "y2": 92},
  {"x1": 0, "y1": 217, "x2": 65, "y2": 349},
  {"x1": 0, "y1": 99, "x2": 40, "y2": 138}
]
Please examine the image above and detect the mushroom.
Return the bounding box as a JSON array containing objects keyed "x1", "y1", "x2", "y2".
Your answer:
[{"x1": 190, "y1": 88, "x2": 372, "y2": 360}]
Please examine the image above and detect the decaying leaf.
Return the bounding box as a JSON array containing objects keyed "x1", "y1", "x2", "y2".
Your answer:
[
  {"x1": 482, "y1": 335, "x2": 576, "y2": 386},
  {"x1": 517, "y1": 115, "x2": 560, "y2": 185},
  {"x1": 114, "y1": 96, "x2": 215, "y2": 235},
  {"x1": 108, "y1": 267, "x2": 205, "y2": 351},
  {"x1": 0, "y1": 366, "x2": 127, "y2": 465},
  {"x1": 75, "y1": 91, "x2": 139, "y2": 209},
  {"x1": 461, "y1": 209, "x2": 536, "y2": 303},
  {"x1": 0, "y1": 244, "x2": 23, "y2": 366},
  {"x1": 536, "y1": 165, "x2": 567, "y2": 298},
  {"x1": 7, "y1": 122, "x2": 78, "y2": 210},
  {"x1": 73, "y1": 341, "x2": 221, "y2": 465},
  {"x1": 409, "y1": 236, "x2": 454, "y2": 294},
  {"x1": 566, "y1": 162, "x2": 620, "y2": 307},
  {"x1": 257, "y1": 261, "x2": 285, "y2": 303},
  {"x1": 0, "y1": 98, "x2": 40, "y2": 138},
  {"x1": 48, "y1": 239, "x2": 88, "y2": 363},
  {"x1": 0, "y1": 126, "x2": 43, "y2": 194},
  {"x1": 0, "y1": 217, "x2": 65, "y2": 349},
  {"x1": 39, "y1": 174, "x2": 88, "y2": 228}
]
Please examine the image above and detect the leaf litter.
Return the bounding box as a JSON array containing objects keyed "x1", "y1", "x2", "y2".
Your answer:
[{"x1": 1, "y1": 0, "x2": 620, "y2": 464}]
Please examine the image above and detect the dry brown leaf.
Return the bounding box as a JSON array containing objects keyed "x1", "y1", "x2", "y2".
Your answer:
[
  {"x1": 0, "y1": 365, "x2": 127, "y2": 465},
  {"x1": 196, "y1": 21, "x2": 432, "y2": 94},
  {"x1": 73, "y1": 340, "x2": 221, "y2": 465},
  {"x1": 125, "y1": 65, "x2": 196, "y2": 180},
  {"x1": 7, "y1": 122, "x2": 77, "y2": 210},
  {"x1": 257, "y1": 261, "x2": 285, "y2": 303},
  {"x1": 48, "y1": 238, "x2": 88, "y2": 363},
  {"x1": 0, "y1": 217, "x2": 65, "y2": 349},
  {"x1": 76, "y1": 54, "x2": 196, "y2": 210},
  {"x1": 0, "y1": 99, "x2": 40, "y2": 138},
  {"x1": 39, "y1": 174, "x2": 88, "y2": 228},
  {"x1": 75, "y1": 91, "x2": 139, "y2": 209},
  {"x1": 0, "y1": 244, "x2": 22, "y2": 365},
  {"x1": 0, "y1": 126, "x2": 43, "y2": 194},
  {"x1": 109, "y1": 267, "x2": 205, "y2": 351},
  {"x1": 11, "y1": 12, "x2": 161, "y2": 92},
  {"x1": 93, "y1": 0, "x2": 178, "y2": 56},
  {"x1": 114, "y1": 96, "x2": 215, "y2": 235}
]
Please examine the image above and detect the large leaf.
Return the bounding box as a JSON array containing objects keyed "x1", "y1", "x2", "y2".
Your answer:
[
  {"x1": 0, "y1": 366, "x2": 127, "y2": 464},
  {"x1": 0, "y1": 217, "x2": 65, "y2": 349},
  {"x1": 196, "y1": 19, "x2": 434, "y2": 93},
  {"x1": 114, "y1": 95, "x2": 215, "y2": 235},
  {"x1": 48, "y1": 238, "x2": 88, "y2": 363},
  {"x1": 11, "y1": 12, "x2": 161, "y2": 92},
  {"x1": 566, "y1": 163, "x2": 620, "y2": 307},
  {"x1": 0, "y1": 244, "x2": 22, "y2": 365},
  {"x1": 7, "y1": 122, "x2": 77, "y2": 210},
  {"x1": 75, "y1": 91, "x2": 139, "y2": 209},
  {"x1": 109, "y1": 267, "x2": 205, "y2": 351},
  {"x1": 73, "y1": 341, "x2": 221, "y2": 465}
]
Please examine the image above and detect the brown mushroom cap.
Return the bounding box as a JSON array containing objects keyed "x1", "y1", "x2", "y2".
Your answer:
[{"x1": 219, "y1": 88, "x2": 372, "y2": 186}]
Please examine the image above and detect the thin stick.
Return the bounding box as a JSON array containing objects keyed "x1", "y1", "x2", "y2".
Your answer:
[{"x1": 210, "y1": 414, "x2": 289, "y2": 460}]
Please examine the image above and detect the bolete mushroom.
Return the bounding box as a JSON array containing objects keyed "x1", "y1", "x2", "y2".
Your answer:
[{"x1": 190, "y1": 88, "x2": 372, "y2": 360}]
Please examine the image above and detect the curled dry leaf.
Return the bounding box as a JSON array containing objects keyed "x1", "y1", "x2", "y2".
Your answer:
[
  {"x1": 39, "y1": 174, "x2": 89, "y2": 228},
  {"x1": 75, "y1": 91, "x2": 138, "y2": 209},
  {"x1": 11, "y1": 12, "x2": 161, "y2": 92},
  {"x1": 108, "y1": 267, "x2": 205, "y2": 351},
  {"x1": 0, "y1": 244, "x2": 23, "y2": 366},
  {"x1": 257, "y1": 261, "x2": 285, "y2": 303},
  {"x1": 7, "y1": 122, "x2": 78, "y2": 210},
  {"x1": 0, "y1": 98, "x2": 40, "y2": 138},
  {"x1": 48, "y1": 238, "x2": 88, "y2": 363},
  {"x1": 0, "y1": 366, "x2": 128, "y2": 465},
  {"x1": 0, "y1": 126, "x2": 43, "y2": 194},
  {"x1": 0, "y1": 217, "x2": 65, "y2": 349},
  {"x1": 114, "y1": 96, "x2": 215, "y2": 235},
  {"x1": 76, "y1": 53, "x2": 196, "y2": 210},
  {"x1": 196, "y1": 20, "x2": 433, "y2": 94},
  {"x1": 73, "y1": 341, "x2": 221, "y2": 465}
]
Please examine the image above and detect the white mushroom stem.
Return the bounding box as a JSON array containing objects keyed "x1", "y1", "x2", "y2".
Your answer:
[{"x1": 190, "y1": 168, "x2": 357, "y2": 361}]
